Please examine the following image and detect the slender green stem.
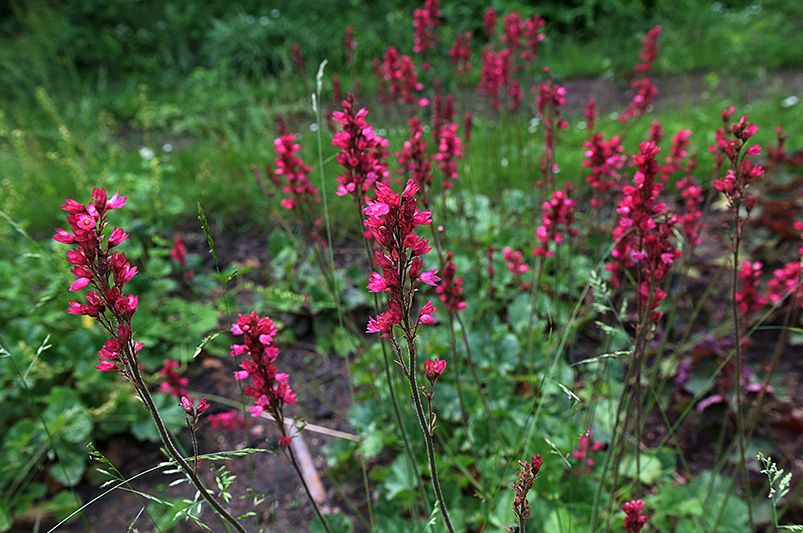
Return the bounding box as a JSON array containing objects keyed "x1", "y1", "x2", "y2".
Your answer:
[{"x1": 129, "y1": 363, "x2": 245, "y2": 533}]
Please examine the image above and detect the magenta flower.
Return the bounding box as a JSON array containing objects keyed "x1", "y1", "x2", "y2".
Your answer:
[
  {"x1": 331, "y1": 95, "x2": 391, "y2": 202},
  {"x1": 448, "y1": 32, "x2": 472, "y2": 76},
  {"x1": 159, "y1": 359, "x2": 190, "y2": 398},
  {"x1": 396, "y1": 116, "x2": 433, "y2": 196},
  {"x1": 208, "y1": 410, "x2": 246, "y2": 431},
  {"x1": 435, "y1": 251, "x2": 466, "y2": 312},
  {"x1": 623, "y1": 499, "x2": 648, "y2": 532},
  {"x1": 363, "y1": 180, "x2": 438, "y2": 336},
  {"x1": 412, "y1": 0, "x2": 441, "y2": 55},
  {"x1": 54, "y1": 188, "x2": 146, "y2": 374},
  {"x1": 736, "y1": 261, "x2": 767, "y2": 315},
  {"x1": 584, "y1": 132, "x2": 626, "y2": 208},
  {"x1": 634, "y1": 25, "x2": 663, "y2": 74},
  {"x1": 533, "y1": 187, "x2": 578, "y2": 258},
  {"x1": 424, "y1": 357, "x2": 447, "y2": 383}
]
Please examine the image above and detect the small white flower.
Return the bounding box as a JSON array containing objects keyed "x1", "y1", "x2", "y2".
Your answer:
[
  {"x1": 162, "y1": 143, "x2": 173, "y2": 153},
  {"x1": 309, "y1": 123, "x2": 319, "y2": 132},
  {"x1": 139, "y1": 147, "x2": 154, "y2": 161},
  {"x1": 781, "y1": 96, "x2": 799, "y2": 108}
]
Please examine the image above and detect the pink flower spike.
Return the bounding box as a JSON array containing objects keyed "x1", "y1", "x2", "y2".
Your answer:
[{"x1": 108, "y1": 227, "x2": 128, "y2": 247}]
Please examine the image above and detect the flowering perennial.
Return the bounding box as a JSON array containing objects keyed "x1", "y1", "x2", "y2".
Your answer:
[
  {"x1": 271, "y1": 134, "x2": 319, "y2": 211},
  {"x1": 512, "y1": 454, "x2": 543, "y2": 528},
  {"x1": 736, "y1": 261, "x2": 766, "y2": 315},
  {"x1": 434, "y1": 123, "x2": 464, "y2": 190},
  {"x1": 435, "y1": 251, "x2": 466, "y2": 312},
  {"x1": 378, "y1": 47, "x2": 427, "y2": 106},
  {"x1": 503, "y1": 246, "x2": 529, "y2": 276},
  {"x1": 634, "y1": 25, "x2": 662, "y2": 73},
  {"x1": 412, "y1": 0, "x2": 441, "y2": 55},
  {"x1": 159, "y1": 359, "x2": 189, "y2": 398},
  {"x1": 608, "y1": 141, "x2": 681, "y2": 322},
  {"x1": 534, "y1": 187, "x2": 578, "y2": 257},
  {"x1": 230, "y1": 313, "x2": 298, "y2": 444},
  {"x1": 767, "y1": 261, "x2": 802, "y2": 307},
  {"x1": 571, "y1": 430, "x2": 604, "y2": 474},
  {"x1": 364, "y1": 180, "x2": 439, "y2": 337},
  {"x1": 535, "y1": 79, "x2": 568, "y2": 187},
  {"x1": 584, "y1": 133, "x2": 626, "y2": 208},
  {"x1": 396, "y1": 117, "x2": 433, "y2": 194},
  {"x1": 483, "y1": 6, "x2": 497, "y2": 36},
  {"x1": 54, "y1": 188, "x2": 143, "y2": 374},
  {"x1": 332, "y1": 96, "x2": 391, "y2": 202},
  {"x1": 623, "y1": 500, "x2": 649, "y2": 532},
  {"x1": 448, "y1": 32, "x2": 472, "y2": 76}
]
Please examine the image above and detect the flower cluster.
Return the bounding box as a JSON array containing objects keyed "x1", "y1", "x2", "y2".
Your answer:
[
  {"x1": 432, "y1": 90, "x2": 455, "y2": 140},
  {"x1": 503, "y1": 246, "x2": 529, "y2": 276},
  {"x1": 713, "y1": 114, "x2": 765, "y2": 214},
  {"x1": 623, "y1": 500, "x2": 649, "y2": 532},
  {"x1": 736, "y1": 261, "x2": 766, "y2": 315},
  {"x1": 483, "y1": 6, "x2": 497, "y2": 36},
  {"x1": 584, "y1": 98, "x2": 597, "y2": 131},
  {"x1": 512, "y1": 454, "x2": 543, "y2": 526},
  {"x1": 208, "y1": 410, "x2": 246, "y2": 431},
  {"x1": 396, "y1": 117, "x2": 433, "y2": 195},
  {"x1": 424, "y1": 357, "x2": 447, "y2": 383},
  {"x1": 364, "y1": 180, "x2": 439, "y2": 337},
  {"x1": 159, "y1": 359, "x2": 189, "y2": 398},
  {"x1": 170, "y1": 237, "x2": 187, "y2": 268},
  {"x1": 571, "y1": 430, "x2": 604, "y2": 474},
  {"x1": 331, "y1": 95, "x2": 391, "y2": 201},
  {"x1": 230, "y1": 313, "x2": 298, "y2": 431},
  {"x1": 448, "y1": 32, "x2": 472, "y2": 76},
  {"x1": 664, "y1": 129, "x2": 693, "y2": 175},
  {"x1": 619, "y1": 77, "x2": 657, "y2": 123},
  {"x1": 479, "y1": 48, "x2": 511, "y2": 109},
  {"x1": 608, "y1": 141, "x2": 681, "y2": 322},
  {"x1": 270, "y1": 134, "x2": 319, "y2": 211},
  {"x1": 675, "y1": 169, "x2": 703, "y2": 246},
  {"x1": 535, "y1": 79, "x2": 568, "y2": 186},
  {"x1": 378, "y1": 47, "x2": 427, "y2": 106},
  {"x1": 767, "y1": 261, "x2": 802, "y2": 307},
  {"x1": 55, "y1": 188, "x2": 143, "y2": 374},
  {"x1": 584, "y1": 133, "x2": 626, "y2": 208},
  {"x1": 435, "y1": 251, "x2": 466, "y2": 312},
  {"x1": 521, "y1": 15, "x2": 547, "y2": 62},
  {"x1": 412, "y1": 0, "x2": 441, "y2": 55},
  {"x1": 634, "y1": 25, "x2": 662, "y2": 73},
  {"x1": 180, "y1": 395, "x2": 210, "y2": 417},
  {"x1": 534, "y1": 187, "x2": 578, "y2": 257},
  {"x1": 434, "y1": 123, "x2": 464, "y2": 190},
  {"x1": 342, "y1": 26, "x2": 356, "y2": 67}
]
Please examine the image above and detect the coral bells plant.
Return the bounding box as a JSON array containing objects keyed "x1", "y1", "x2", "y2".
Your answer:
[
  {"x1": 534, "y1": 79, "x2": 568, "y2": 189},
  {"x1": 378, "y1": 47, "x2": 427, "y2": 106},
  {"x1": 512, "y1": 453, "x2": 542, "y2": 532},
  {"x1": 435, "y1": 251, "x2": 466, "y2": 312},
  {"x1": 55, "y1": 188, "x2": 246, "y2": 532},
  {"x1": 363, "y1": 179, "x2": 456, "y2": 531},
  {"x1": 623, "y1": 499, "x2": 649, "y2": 532},
  {"x1": 584, "y1": 132, "x2": 626, "y2": 209},
  {"x1": 270, "y1": 133, "x2": 320, "y2": 213},
  {"x1": 229, "y1": 312, "x2": 331, "y2": 531},
  {"x1": 608, "y1": 141, "x2": 681, "y2": 322},
  {"x1": 434, "y1": 122, "x2": 463, "y2": 190},
  {"x1": 412, "y1": 0, "x2": 441, "y2": 57},
  {"x1": 448, "y1": 32, "x2": 472, "y2": 77},
  {"x1": 713, "y1": 111, "x2": 766, "y2": 529},
  {"x1": 396, "y1": 116, "x2": 433, "y2": 197},
  {"x1": 533, "y1": 186, "x2": 578, "y2": 258},
  {"x1": 331, "y1": 95, "x2": 391, "y2": 207}
]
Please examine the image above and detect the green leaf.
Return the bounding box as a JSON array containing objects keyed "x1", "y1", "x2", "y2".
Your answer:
[
  {"x1": 383, "y1": 455, "x2": 418, "y2": 501},
  {"x1": 49, "y1": 447, "x2": 86, "y2": 487},
  {"x1": 618, "y1": 454, "x2": 663, "y2": 484}
]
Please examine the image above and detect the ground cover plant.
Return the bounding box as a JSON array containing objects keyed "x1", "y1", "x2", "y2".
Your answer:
[{"x1": 1, "y1": 1, "x2": 803, "y2": 531}]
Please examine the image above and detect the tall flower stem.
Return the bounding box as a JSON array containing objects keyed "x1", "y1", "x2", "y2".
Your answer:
[
  {"x1": 728, "y1": 226, "x2": 755, "y2": 529},
  {"x1": 395, "y1": 328, "x2": 456, "y2": 533},
  {"x1": 128, "y1": 358, "x2": 245, "y2": 533},
  {"x1": 360, "y1": 230, "x2": 428, "y2": 513}
]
